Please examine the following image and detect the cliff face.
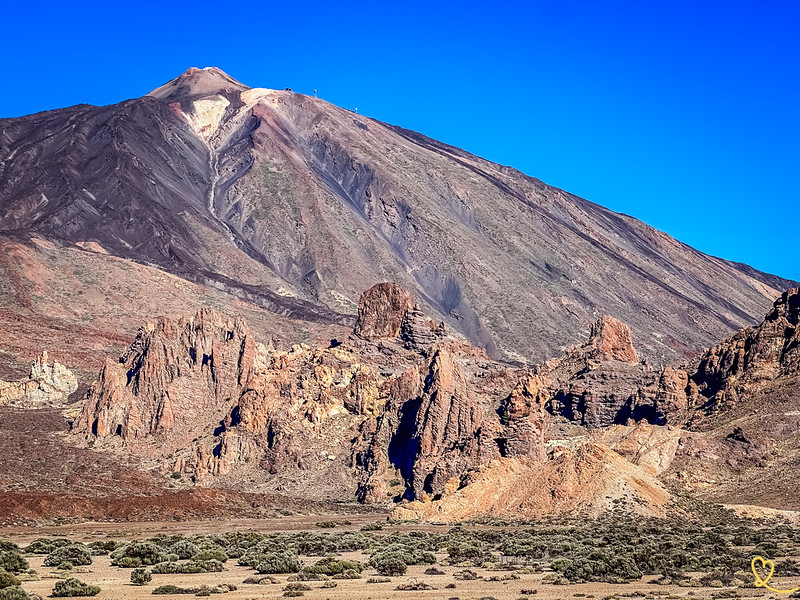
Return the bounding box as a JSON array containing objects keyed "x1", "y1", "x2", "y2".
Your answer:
[
  {"x1": 1, "y1": 67, "x2": 795, "y2": 372},
  {"x1": 77, "y1": 309, "x2": 264, "y2": 448},
  {"x1": 690, "y1": 288, "x2": 800, "y2": 415},
  {"x1": 73, "y1": 282, "x2": 695, "y2": 517}
]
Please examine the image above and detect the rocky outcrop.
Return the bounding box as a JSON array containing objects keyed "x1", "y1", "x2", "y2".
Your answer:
[
  {"x1": 522, "y1": 316, "x2": 663, "y2": 427},
  {"x1": 405, "y1": 344, "x2": 494, "y2": 499},
  {"x1": 73, "y1": 285, "x2": 800, "y2": 520},
  {"x1": 497, "y1": 374, "x2": 549, "y2": 459},
  {"x1": 0, "y1": 351, "x2": 78, "y2": 407},
  {"x1": 353, "y1": 283, "x2": 415, "y2": 340},
  {"x1": 690, "y1": 288, "x2": 800, "y2": 414},
  {"x1": 76, "y1": 309, "x2": 266, "y2": 448},
  {"x1": 589, "y1": 315, "x2": 640, "y2": 362},
  {"x1": 400, "y1": 305, "x2": 446, "y2": 351},
  {"x1": 391, "y1": 443, "x2": 673, "y2": 522}
]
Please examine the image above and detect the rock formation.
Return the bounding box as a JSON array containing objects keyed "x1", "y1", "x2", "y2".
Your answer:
[
  {"x1": 689, "y1": 287, "x2": 800, "y2": 415},
  {"x1": 353, "y1": 283, "x2": 415, "y2": 340},
  {"x1": 67, "y1": 281, "x2": 800, "y2": 521},
  {"x1": 76, "y1": 309, "x2": 265, "y2": 449},
  {"x1": 0, "y1": 351, "x2": 78, "y2": 407}
]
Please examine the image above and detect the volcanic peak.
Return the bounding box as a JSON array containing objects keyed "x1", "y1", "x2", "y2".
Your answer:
[{"x1": 148, "y1": 66, "x2": 250, "y2": 102}]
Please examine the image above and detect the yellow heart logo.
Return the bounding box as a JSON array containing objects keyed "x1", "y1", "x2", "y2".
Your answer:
[
  {"x1": 752, "y1": 555, "x2": 798, "y2": 594},
  {"x1": 752, "y1": 555, "x2": 775, "y2": 586}
]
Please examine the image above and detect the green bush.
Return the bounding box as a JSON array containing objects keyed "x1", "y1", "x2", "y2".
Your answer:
[
  {"x1": 24, "y1": 538, "x2": 71, "y2": 554},
  {"x1": 44, "y1": 544, "x2": 93, "y2": 567},
  {"x1": 191, "y1": 549, "x2": 228, "y2": 563},
  {"x1": 371, "y1": 554, "x2": 407, "y2": 576},
  {"x1": 303, "y1": 557, "x2": 364, "y2": 576},
  {"x1": 168, "y1": 540, "x2": 199, "y2": 560},
  {"x1": 131, "y1": 568, "x2": 152, "y2": 585},
  {"x1": 87, "y1": 540, "x2": 118, "y2": 556},
  {"x1": 151, "y1": 560, "x2": 223, "y2": 574},
  {"x1": 111, "y1": 542, "x2": 162, "y2": 567},
  {"x1": 0, "y1": 571, "x2": 19, "y2": 589},
  {"x1": 256, "y1": 551, "x2": 302, "y2": 574},
  {"x1": 447, "y1": 540, "x2": 486, "y2": 561},
  {"x1": 0, "y1": 587, "x2": 32, "y2": 600},
  {"x1": 0, "y1": 553, "x2": 27, "y2": 575},
  {"x1": 52, "y1": 577, "x2": 101, "y2": 597},
  {"x1": 152, "y1": 585, "x2": 180, "y2": 595}
]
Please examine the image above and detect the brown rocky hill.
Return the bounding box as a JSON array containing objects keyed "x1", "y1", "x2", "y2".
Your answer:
[
  {"x1": 63, "y1": 284, "x2": 800, "y2": 522},
  {"x1": 0, "y1": 66, "x2": 795, "y2": 378},
  {"x1": 68, "y1": 283, "x2": 690, "y2": 519}
]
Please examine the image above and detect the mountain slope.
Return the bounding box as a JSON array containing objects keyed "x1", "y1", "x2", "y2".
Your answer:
[{"x1": 0, "y1": 67, "x2": 795, "y2": 367}]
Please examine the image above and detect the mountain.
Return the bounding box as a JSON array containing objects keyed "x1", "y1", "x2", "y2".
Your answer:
[{"x1": 0, "y1": 66, "x2": 795, "y2": 383}]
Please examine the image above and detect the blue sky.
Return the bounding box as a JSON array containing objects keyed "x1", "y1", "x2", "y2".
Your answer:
[{"x1": 2, "y1": 0, "x2": 798, "y2": 281}]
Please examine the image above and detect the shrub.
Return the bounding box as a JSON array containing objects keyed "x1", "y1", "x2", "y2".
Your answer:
[
  {"x1": 0, "y1": 587, "x2": 32, "y2": 600},
  {"x1": 315, "y1": 521, "x2": 338, "y2": 528},
  {"x1": 87, "y1": 541, "x2": 117, "y2": 556},
  {"x1": 152, "y1": 585, "x2": 180, "y2": 595},
  {"x1": 361, "y1": 521, "x2": 383, "y2": 531},
  {"x1": 52, "y1": 577, "x2": 101, "y2": 597},
  {"x1": 334, "y1": 532, "x2": 371, "y2": 551},
  {"x1": 371, "y1": 555, "x2": 406, "y2": 576},
  {"x1": 0, "y1": 571, "x2": 19, "y2": 589},
  {"x1": 0, "y1": 553, "x2": 27, "y2": 575},
  {"x1": 191, "y1": 549, "x2": 228, "y2": 563},
  {"x1": 111, "y1": 542, "x2": 162, "y2": 567},
  {"x1": 256, "y1": 551, "x2": 302, "y2": 574},
  {"x1": 131, "y1": 568, "x2": 152, "y2": 585},
  {"x1": 57, "y1": 562, "x2": 74, "y2": 571},
  {"x1": 168, "y1": 540, "x2": 199, "y2": 560},
  {"x1": 24, "y1": 538, "x2": 71, "y2": 554},
  {"x1": 44, "y1": 544, "x2": 93, "y2": 567},
  {"x1": 302, "y1": 557, "x2": 363, "y2": 576},
  {"x1": 447, "y1": 540, "x2": 486, "y2": 561}
]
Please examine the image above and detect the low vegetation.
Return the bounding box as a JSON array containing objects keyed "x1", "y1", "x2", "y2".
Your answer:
[
  {"x1": 51, "y1": 578, "x2": 101, "y2": 597},
  {"x1": 6, "y1": 513, "x2": 800, "y2": 598}
]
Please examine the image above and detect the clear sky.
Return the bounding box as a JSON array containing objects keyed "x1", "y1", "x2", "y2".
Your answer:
[{"x1": 2, "y1": 0, "x2": 798, "y2": 281}]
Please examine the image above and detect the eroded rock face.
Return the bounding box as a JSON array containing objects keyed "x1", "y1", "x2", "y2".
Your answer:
[
  {"x1": 528, "y1": 316, "x2": 663, "y2": 427},
  {"x1": 690, "y1": 288, "x2": 800, "y2": 415},
  {"x1": 84, "y1": 283, "x2": 800, "y2": 519},
  {"x1": 405, "y1": 344, "x2": 492, "y2": 499},
  {"x1": 0, "y1": 351, "x2": 78, "y2": 407},
  {"x1": 76, "y1": 308, "x2": 265, "y2": 447},
  {"x1": 353, "y1": 283, "x2": 415, "y2": 340},
  {"x1": 589, "y1": 315, "x2": 639, "y2": 362}
]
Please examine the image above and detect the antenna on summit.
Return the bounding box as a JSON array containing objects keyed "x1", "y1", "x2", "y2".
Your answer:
[{"x1": 314, "y1": 89, "x2": 317, "y2": 97}]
